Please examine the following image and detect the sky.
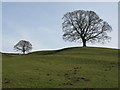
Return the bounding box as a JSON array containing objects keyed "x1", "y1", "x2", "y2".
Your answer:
[{"x1": 2, "y1": 2, "x2": 118, "y2": 53}]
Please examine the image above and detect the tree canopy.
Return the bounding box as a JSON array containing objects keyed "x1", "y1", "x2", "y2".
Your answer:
[
  {"x1": 14, "y1": 40, "x2": 32, "y2": 54},
  {"x1": 62, "y1": 10, "x2": 112, "y2": 47}
]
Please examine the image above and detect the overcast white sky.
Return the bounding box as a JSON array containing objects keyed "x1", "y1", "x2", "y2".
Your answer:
[{"x1": 1, "y1": 2, "x2": 118, "y2": 53}]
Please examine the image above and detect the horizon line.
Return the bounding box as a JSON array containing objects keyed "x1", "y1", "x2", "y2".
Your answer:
[{"x1": 1, "y1": 46, "x2": 119, "y2": 54}]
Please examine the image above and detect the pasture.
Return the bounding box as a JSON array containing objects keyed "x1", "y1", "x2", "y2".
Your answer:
[{"x1": 2, "y1": 47, "x2": 118, "y2": 88}]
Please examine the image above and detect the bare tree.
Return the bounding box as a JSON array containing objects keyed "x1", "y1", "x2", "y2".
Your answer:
[
  {"x1": 62, "y1": 10, "x2": 112, "y2": 47},
  {"x1": 14, "y1": 40, "x2": 32, "y2": 54}
]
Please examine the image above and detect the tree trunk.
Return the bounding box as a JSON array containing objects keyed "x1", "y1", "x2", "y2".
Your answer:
[
  {"x1": 82, "y1": 38, "x2": 87, "y2": 47},
  {"x1": 22, "y1": 46, "x2": 25, "y2": 54},
  {"x1": 83, "y1": 41, "x2": 86, "y2": 47},
  {"x1": 23, "y1": 51, "x2": 25, "y2": 54}
]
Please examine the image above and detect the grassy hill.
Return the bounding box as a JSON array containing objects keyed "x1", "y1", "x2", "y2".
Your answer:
[{"x1": 2, "y1": 47, "x2": 119, "y2": 88}]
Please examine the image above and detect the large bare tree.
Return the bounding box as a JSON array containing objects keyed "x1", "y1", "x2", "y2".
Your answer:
[
  {"x1": 62, "y1": 10, "x2": 112, "y2": 47},
  {"x1": 14, "y1": 40, "x2": 32, "y2": 54}
]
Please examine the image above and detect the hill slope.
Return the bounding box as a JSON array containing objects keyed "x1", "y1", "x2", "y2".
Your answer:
[{"x1": 2, "y1": 47, "x2": 118, "y2": 88}]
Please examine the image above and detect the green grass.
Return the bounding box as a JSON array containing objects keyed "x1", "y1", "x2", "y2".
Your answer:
[{"x1": 2, "y1": 47, "x2": 119, "y2": 88}]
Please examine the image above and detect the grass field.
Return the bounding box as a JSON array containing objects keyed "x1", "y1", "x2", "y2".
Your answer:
[{"x1": 2, "y1": 47, "x2": 119, "y2": 88}]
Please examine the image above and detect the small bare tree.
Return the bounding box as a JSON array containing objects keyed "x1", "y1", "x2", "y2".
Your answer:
[
  {"x1": 62, "y1": 10, "x2": 112, "y2": 47},
  {"x1": 14, "y1": 40, "x2": 32, "y2": 54}
]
